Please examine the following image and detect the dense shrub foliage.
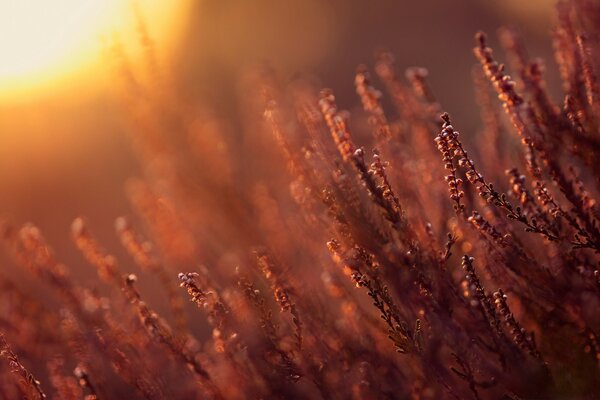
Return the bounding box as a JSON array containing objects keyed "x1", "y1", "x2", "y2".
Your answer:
[{"x1": 1, "y1": 1, "x2": 599, "y2": 399}]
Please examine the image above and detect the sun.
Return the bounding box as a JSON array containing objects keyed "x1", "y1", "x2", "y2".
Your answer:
[{"x1": 0, "y1": 1, "x2": 183, "y2": 95}]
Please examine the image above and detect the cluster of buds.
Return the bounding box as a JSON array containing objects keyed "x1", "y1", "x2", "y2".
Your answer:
[
  {"x1": 575, "y1": 34, "x2": 599, "y2": 109},
  {"x1": 437, "y1": 115, "x2": 560, "y2": 244},
  {"x1": 464, "y1": 168, "x2": 484, "y2": 185},
  {"x1": 178, "y1": 271, "x2": 229, "y2": 338},
  {"x1": 126, "y1": 274, "x2": 215, "y2": 383},
  {"x1": 563, "y1": 94, "x2": 586, "y2": 135},
  {"x1": 493, "y1": 289, "x2": 541, "y2": 359},
  {"x1": 461, "y1": 256, "x2": 503, "y2": 336},
  {"x1": 355, "y1": 66, "x2": 382, "y2": 108},
  {"x1": 178, "y1": 272, "x2": 212, "y2": 310},
  {"x1": 374, "y1": 51, "x2": 415, "y2": 120},
  {"x1": 474, "y1": 32, "x2": 524, "y2": 110},
  {"x1": 570, "y1": 166, "x2": 597, "y2": 215},
  {"x1": 369, "y1": 149, "x2": 403, "y2": 217},
  {"x1": 73, "y1": 364, "x2": 98, "y2": 400},
  {"x1": 533, "y1": 181, "x2": 562, "y2": 218},
  {"x1": 326, "y1": 239, "x2": 343, "y2": 262},
  {"x1": 506, "y1": 168, "x2": 536, "y2": 212},
  {"x1": 439, "y1": 116, "x2": 495, "y2": 204},
  {"x1": 506, "y1": 169, "x2": 557, "y2": 239},
  {"x1": 355, "y1": 66, "x2": 391, "y2": 142},
  {"x1": 468, "y1": 211, "x2": 511, "y2": 248},
  {"x1": 73, "y1": 365, "x2": 98, "y2": 400},
  {"x1": 0, "y1": 333, "x2": 47, "y2": 399},
  {"x1": 255, "y1": 253, "x2": 292, "y2": 312},
  {"x1": 350, "y1": 147, "x2": 405, "y2": 230},
  {"x1": 319, "y1": 89, "x2": 356, "y2": 160},
  {"x1": 115, "y1": 216, "x2": 158, "y2": 273},
  {"x1": 71, "y1": 218, "x2": 119, "y2": 284},
  {"x1": 350, "y1": 270, "x2": 370, "y2": 288},
  {"x1": 327, "y1": 239, "x2": 366, "y2": 288},
  {"x1": 406, "y1": 67, "x2": 438, "y2": 107},
  {"x1": 435, "y1": 114, "x2": 464, "y2": 213},
  {"x1": 369, "y1": 150, "x2": 388, "y2": 178}
]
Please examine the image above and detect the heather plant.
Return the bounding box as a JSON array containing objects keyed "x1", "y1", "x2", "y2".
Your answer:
[{"x1": 0, "y1": 1, "x2": 599, "y2": 399}]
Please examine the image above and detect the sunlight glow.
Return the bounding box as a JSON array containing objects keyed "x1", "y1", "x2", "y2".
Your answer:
[
  {"x1": 0, "y1": 2, "x2": 108, "y2": 77},
  {"x1": 0, "y1": 1, "x2": 182, "y2": 94}
]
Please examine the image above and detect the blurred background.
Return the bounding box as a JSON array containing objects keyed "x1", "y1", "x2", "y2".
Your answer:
[{"x1": 0, "y1": 0, "x2": 557, "y2": 291}]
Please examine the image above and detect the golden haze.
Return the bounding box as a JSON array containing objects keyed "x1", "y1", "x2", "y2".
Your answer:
[{"x1": 0, "y1": 0, "x2": 186, "y2": 99}]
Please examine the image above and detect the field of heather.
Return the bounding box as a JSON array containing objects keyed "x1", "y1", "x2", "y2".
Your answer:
[{"x1": 0, "y1": 1, "x2": 598, "y2": 399}]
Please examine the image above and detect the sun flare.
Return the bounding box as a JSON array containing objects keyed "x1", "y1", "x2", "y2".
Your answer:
[{"x1": 0, "y1": 1, "x2": 182, "y2": 95}]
